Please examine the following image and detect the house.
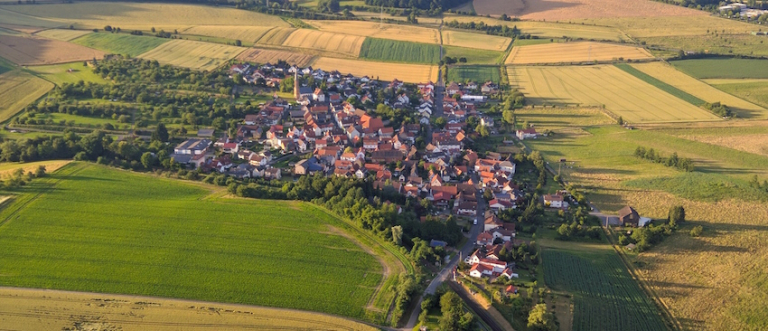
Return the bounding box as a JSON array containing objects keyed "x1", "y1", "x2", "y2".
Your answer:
[
  {"x1": 498, "y1": 160, "x2": 515, "y2": 174},
  {"x1": 244, "y1": 114, "x2": 258, "y2": 125},
  {"x1": 501, "y1": 268, "x2": 519, "y2": 279},
  {"x1": 370, "y1": 150, "x2": 402, "y2": 164},
  {"x1": 543, "y1": 194, "x2": 564, "y2": 208},
  {"x1": 619, "y1": 206, "x2": 640, "y2": 227},
  {"x1": 490, "y1": 227, "x2": 514, "y2": 242},
  {"x1": 221, "y1": 142, "x2": 239, "y2": 154},
  {"x1": 172, "y1": 139, "x2": 212, "y2": 167},
  {"x1": 484, "y1": 214, "x2": 503, "y2": 232},
  {"x1": 264, "y1": 168, "x2": 282, "y2": 180},
  {"x1": 456, "y1": 202, "x2": 477, "y2": 216},
  {"x1": 446, "y1": 82, "x2": 461, "y2": 95},
  {"x1": 312, "y1": 88, "x2": 325, "y2": 102},
  {"x1": 294, "y1": 157, "x2": 325, "y2": 175},
  {"x1": 505, "y1": 285, "x2": 518, "y2": 294},
  {"x1": 469, "y1": 263, "x2": 493, "y2": 278},
  {"x1": 488, "y1": 199, "x2": 514, "y2": 211},
  {"x1": 476, "y1": 232, "x2": 494, "y2": 245},
  {"x1": 516, "y1": 128, "x2": 538, "y2": 140}
]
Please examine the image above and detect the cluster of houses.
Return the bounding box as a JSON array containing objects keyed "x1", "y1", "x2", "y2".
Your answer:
[{"x1": 718, "y1": 3, "x2": 768, "y2": 19}]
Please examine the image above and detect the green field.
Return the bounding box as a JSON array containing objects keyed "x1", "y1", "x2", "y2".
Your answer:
[
  {"x1": 0, "y1": 163, "x2": 387, "y2": 321},
  {"x1": 27, "y1": 62, "x2": 108, "y2": 86},
  {"x1": 615, "y1": 63, "x2": 705, "y2": 106},
  {"x1": 358, "y1": 38, "x2": 440, "y2": 64},
  {"x1": 447, "y1": 65, "x2": 500, "y2": 84},
  {"x1": 543, "y1": 248, "x2": 667, "y2": 331},
  {"x1": 712, "y1": 81, "x2": 768, "y2": 109},
  {"x1": 624, "y1": 172, "x2": 768, "y2": 203},
  {"x1": 0, "y1": 56, "x2": 14, "y2": 75},
  {"x1": 670, "y1": 58, "x2": 768, "y2": 79},
  {"x1": 72, "y1": 32, "x2": 169, "y2": 57},
  {"x1": 444, "y1": 45, "x2": 504, "y2": 65}
]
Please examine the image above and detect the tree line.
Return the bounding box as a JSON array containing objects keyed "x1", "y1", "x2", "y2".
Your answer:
[
  {"x1": 634, "y1": 146, "x2": 694, "y2": 172},
  {"x1": 445, "y1": 19, "x2": 522, "y2": 38}
]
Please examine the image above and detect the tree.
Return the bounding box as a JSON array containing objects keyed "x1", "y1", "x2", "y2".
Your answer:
[
  {"x1": 502, "y1": 109, "x2": 515, "y2": 125},
  {"x1": 140, "y1": 152, "x2": 155, "y2": 169},
  {"x1": 475, "y1": 124, "x2": 489, "y2": 137},
  {"x1": 483, "y1": 188, "x2": 494, "y2": 200},
  {"x1": 617, "y1": 116, "x2": 624, "y2": 125},
  {"x1": 527, "y1": 303, "x2": 556, "y2": 331},
  {"x1": 391, "y1": 225, "x2": 403, "y2": 245},
  {"x1": 235, "y1": 39, "x2": 242, "y2": 46},
  {"x1": 690, "y1": 225, "x2": 703, "y2": 237},
  {"x1": 434, "y1": 117, "x2": 447, "y2": 129},
  {"x1": 152, "y1": 123, "x2": 169, "y2": 142},
  {"x1": 668, "y1": 205, "x2": 685, "y2": 227},
  {"x1": 439, "y1": 291, "x2": 464, "y2": 331},
  {"x1": 34, "y1": 165, "x2": 47, "y2": 177}
]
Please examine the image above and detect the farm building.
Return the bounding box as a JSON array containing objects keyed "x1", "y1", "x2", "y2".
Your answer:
[
  {"x1": 516, "y1": 128, "x2": 538, "y2": 140},
  {"x1": 618, "y1": 206, "x2": 640, "y2": 227}
]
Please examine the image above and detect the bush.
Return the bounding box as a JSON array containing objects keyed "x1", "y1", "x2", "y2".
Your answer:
[{"x1": 690, "y1": 225, "x2": 703, "y2": 237}]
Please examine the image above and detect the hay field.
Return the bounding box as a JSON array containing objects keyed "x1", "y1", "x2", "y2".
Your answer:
[
  {"x1": 713, "y1": 82, "x2": 768, "y2": 110},
  {"x1": 575, "y1": 16, "x2": 754, "y2": 38},
  {"x1": 0, "y1": 35, "x2": 104, "y2": 65},
  {"x1": 255, "y1": 27, "x2": 297, "y2": 46},
  {"x1": 34, "y1": 29, "x2": 91, "y2": 41},
  {"x1": 2, "y1": 2, "x2": 288, "y2": 31},
  {"x1": 442, "y1": 30, "x2": 511, "y2": 51},
  {"x1": 506, "y1": 42, "x2": 653, "y2": 64},
  {"x1": 0, "y1": 287, "x2": 378, "y2": 331},
  {"x1": 0, "y1": 8, "x2": 61, "y2": 30},
  {"x1": 182, "y1": 26, "x2": 274, "y2": 44},
  {"x1": 0, "y1": 71, "x2": 54, "y2": 122},
  {"x1": 72, "y1": 33, "x2": 169, "y2": 57},
  {"x1": 237, "y1": 48, "x2": 314, "y2": 67},
  {"x1": 282, "y1": 29, "x2": 366, "y2": 56},
  {"x1": 472, "y1": 0, "x2": 702, "y2": 20},
  {"x1": 307, "y1": 20, "x2": 440, "y2": 44},
  {"x1": 509, "y1": 65, "x2": 720, "y2": 123},
  {"x1": 514, "y1": 107, "x2": 615, "y2": 128},
  {"x1": 138, "y1": 40, "x2": 245, "y2": 71},
  {"x1": 445, "y1": 16, "x2": 627, "y2": 41},
  {"x1": 312, "y1": 57, "x2": 438, "y2": 83},
  {"x1": 631, "y1": 62, "x2": 767, "y2": 119}
]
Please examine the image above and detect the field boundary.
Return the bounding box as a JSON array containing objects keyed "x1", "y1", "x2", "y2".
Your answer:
[{"x1": 615, "y1": 63, "x2": 704, "y2": 106}]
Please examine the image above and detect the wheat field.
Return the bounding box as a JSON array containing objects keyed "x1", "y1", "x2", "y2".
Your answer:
[
  {"x1": 237, "y1": 48, "x2": 314, "y2": 67},
  {"x1": 34, "y1": 29, "x2": 91, "y2": 41},
  {"x1": 282, "y1": 29, "x2": 366, "y2": 57},
  {"x1": 307, "y1": 20, "x2": 440, "y2": 44},
  {"x1": 0, "y1": 35, "x2": 104, "y2": 65},
  {"x1": 506, "y1": 41, "x2": 653, "y2": 64},
  {"x1": 0, "y1": 70, "x2": 54, "y2": 122},
  {"x1": 138, "y1": 40, "x2": 245, "y2": 71},
  {"x1": 509, "y1": 65, "x2": 720, "y2": 123},
  {"x1": 441, "y1": 30, "x2": 511, "y2": 51},
  {"x1": 255, "y1": 27, "x2": 298, "y2": 46},
  {"x1": 182, "y1": 26, "x2": 274, "y2": 44},
  {"x1": 312, "y1": 57, "x2": 438, "y2": 83},
  {"x1": 631, "y1": 62, "x2": 768, "y2": 119}
]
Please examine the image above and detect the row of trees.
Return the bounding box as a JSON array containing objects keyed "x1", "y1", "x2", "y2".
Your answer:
[
  {"x1": 445, "y1": 19, "x2": 521, "y2": 38},
  {"x1": 703, "y1": 102, "x2": 733, "y2": 118},
  {"x1": 634, "y1": 146, "x2": 694, "y2": 172}
]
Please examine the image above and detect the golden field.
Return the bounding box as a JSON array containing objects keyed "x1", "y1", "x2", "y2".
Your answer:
[
  {"x1": 445, "y1": 16, "x2": 629, "y2": 41},
  {"x1": 2, "y1": 2, "x2": 288, "y2": 31},
  {"x1": 255, "y1": 27, "x2": 297, "y2": 46},
  {"x1": 631, "y1": 62, "x2": 768, "y2": 119},
  {"x1": 506, "y1": 41, "x2": 654, "y2": 64},
  {"x1": 441, "y1": 30, "x2": 511, "y2": 51},
  {"x1": 0, "y1": 70, "x2": 54, "y2": 122},
  {"x1": 282, "y1": 29, "x2": 366, "y2": 57},
  {"x1": 307, "y1": 20, "x2": 440, "y2": 44},
  {"x1": 237, "y1": 48, "x2": 314, "y2": 67},
  {"x1": 0, "y1": 35, "x2": 104, "y2": 65},
  {"x1": 138, "y1": 40, "x2": 245, "y2": 71},
  {"x1": 182, "y1": 26, "x2": 274, "y2": 44},
  {"x1": 312, "y1": 57, "x2": 438, "y2": 83},
  {"x1": 0, "y1": 287, "x2": 379, "y2": 331},
  {"x1": 33, "y1": 28, "x2": 91, "y2": 41},
  {"x1": 509, "y1": 65, "x2": 720, "y2": 123},
  {"x1": 472, "y1": 0, "x2": 704, "y2": 20}
]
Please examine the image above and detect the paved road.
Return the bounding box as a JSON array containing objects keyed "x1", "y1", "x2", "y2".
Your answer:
[{"x1": 403, "y1": 172, "x2": 484, "y2": 329}]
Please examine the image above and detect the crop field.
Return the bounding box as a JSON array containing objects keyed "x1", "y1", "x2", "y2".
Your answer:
[
  {"x1": 0, "y1": 35, "x2": 105, "y2": 65},
  {"x1": 0, "y1": 163, "x2": 390, "y2": 321},
  {"x1": 514, "y1": 107, "x2": 614, "y2": 129},
  {"x1": 615, "y1": 63, "x2": 704, "y2": 106},
  {"x1": 442, "y1": 30, "x2": 511, "y2": 51},
  {"x1": 644, "y1": 34, "x2": 768, "y2": 58},
  {"x1": 2, "y1": 2, "x2": 288, "y2": 31},
  {"x1": 444, "y1": 16, "x2": 627, "y2": 41},
  {"x1": 629, "y1": 62, "x2": 768, "y2": 119},
  {"x1": 471, "y1": 0, "x2": 702, "y2": 20},
  {"x1": 542, "y1": 248, "x2": 667, "y2": 331},
  {"x1": 71, "y1": 32, "x2": 169, "y2": 57},
  {"x1": 358, "y1": 38, "x2": 439, "y2": 64},
  {"x1": 137, "y1": 40, "x2": 245, "y2": 71},
  {"x1": 182, "y1": 25, "x2": 274, "y2": 44},
  {"x1": 525, "y1": 126, "x2": 768, "y2": 331},
  {"x1": 670, "y1": 58, "x2": 768, "y2": 80},
  {"x1": 27, "y1": 62, "x2": 108, "y2": 86},
  {"x1": 0, "y1": 287, "x2": 379, "y2": 331},
  {"x1": 712, "y1": 81, "x2": 768, "y2": 110},
  {"x1": 307, "y1": 20, "x2": 440, "y2": 44},
  {"x1": 505, "y1": 42, "x2": 653, "y2": 64},
  {"x1": 237, "y1": 48, "x2": 314, "y2": 67},
  {"x1": 254, "y1": 27, "x2": 297, "y2": 46},
  {"x1": 0, "y1": 8, "x2": 61, "y2": 30},
  {"x1": 312, "y1": 57, "x2": 438, "y2": 83},
  {"x1": 0, "y1": 71, "x2": 54, "y2": 122},
  {"x1": 0, "y1": 160, "x2": 71, "y2": 177},
  {"x1": 282, "y1": 29, "x2": 366, "y2": 57},
  {"x1": 508, "y1": 65, "x2": 719, "y2": 123},
  {"x1": 444, "y1": 46, "x2": 504, "y2": 65},
  {"x1": 34, "y1": 29, "x2": 91, "y2": 41},
  {"x1": 447, "y1": 66, "x2": 500, "y2": 83}
]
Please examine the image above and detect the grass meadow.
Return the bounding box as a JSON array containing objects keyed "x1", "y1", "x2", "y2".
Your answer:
[
  {"x1": 447, "y1": 66, "x2": 500, "y2": 84},
  {"x1": 712, "y1": 81, "x2": 768, "y2": 109},
  {"x1": 0, "y1": 70, "x2": 54, "y2": 122},
  {"x1": 72, "y1": 32, "x2": 169, "y2": 57},
  {"x1": 359, "y1": 38, "x2": 440, "y2": 64},
  {"x1": 0, "y1": 163, "x2": 391, "y2": 322},
  {"x1": 444, "y1": 45, "x2": 504, "y2": 65},
  {"x1": 34, "y1": 29, "x2": 91, "y2": 41},
  {"x1": 182, "y1": 25, "x2": 274, "y2": 45},
  {"x1": 670, "y1": 58, "x2": 768, "y2": 79},
  {"x1": 26, "y1": 62, "x2": 108, "y2": 86}
]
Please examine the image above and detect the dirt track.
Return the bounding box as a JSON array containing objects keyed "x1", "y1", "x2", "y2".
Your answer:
[{"x1": 0, "y1": 287, "x2": 380, "y2": 331}]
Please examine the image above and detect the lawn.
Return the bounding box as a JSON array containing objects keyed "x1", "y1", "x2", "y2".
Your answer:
[
  {"x1": 670, "y1": 58, "x2": 768, "y2": 79},
  {"x1": 26, "y1": 62, "x2": 108, "y2": 86},
  {"x1": 358, "y1": 38, "x2": 440, "y2": 64},
  {"x1": 447, "y1": 65, "x2": 500, "y2": 84},
  {"x1": 0, "y1": 163, "x2": 390, "y2": 322},
  {"x1": 71, "y1": 32, "x2": 169, "y2": 57}
]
